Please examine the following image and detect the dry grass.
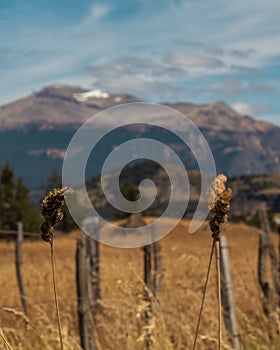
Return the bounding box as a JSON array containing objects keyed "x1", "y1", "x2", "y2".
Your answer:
[{"x1": 0, "y1": 219, "x2": 279, "y2": 349}]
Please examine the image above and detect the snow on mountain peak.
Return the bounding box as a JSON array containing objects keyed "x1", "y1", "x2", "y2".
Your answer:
[{"x1": 73, "y1": 89, "x2": 110, "y2": 101}]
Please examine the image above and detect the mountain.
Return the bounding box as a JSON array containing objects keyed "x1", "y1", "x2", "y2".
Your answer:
[
  {"x1": 0, "y1": 84, "x2": 139, "y2": 130},
  {"x1": 0, "y1": 84, "x2": 139, "y2": 190},
  {"x1": 166, "y1": 101, "x2": 280, "y2": 174},
  {"x1": 0, "y1": 84, "x2": 279, "y2": 192}
]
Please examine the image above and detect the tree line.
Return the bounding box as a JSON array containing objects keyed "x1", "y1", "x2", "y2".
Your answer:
[{"x1": 0, "y1": 164, "x2": 76, "y2": 232}]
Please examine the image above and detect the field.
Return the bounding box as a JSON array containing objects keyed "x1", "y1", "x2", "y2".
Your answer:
[{"x1": 0, "y1": 219, "x2": 279, "y2": 349}]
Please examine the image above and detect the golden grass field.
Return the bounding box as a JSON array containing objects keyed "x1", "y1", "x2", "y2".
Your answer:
[{"x1": 0, "y1": 219, "x2": 279, "y2": 350}]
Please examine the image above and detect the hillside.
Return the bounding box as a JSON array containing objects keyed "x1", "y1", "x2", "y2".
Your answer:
[
  {"x1": 87, "y1": 160, "x2": 280, "y2": 220},
  {"x1": 0, "y1": 84, "x2": 280, "y2": 189}
]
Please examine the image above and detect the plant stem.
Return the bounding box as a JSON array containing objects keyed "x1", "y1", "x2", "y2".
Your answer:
[
  {"x1": 192, "y1": 239, "x2": 215, "y2": 350},
  {"x1": 0, "y1": 328, "x2": 13, "y2": 350},
  {"x1": 50, "y1": 240, "x2": 64, "y2": 350},
  {"x1": 215, "y1": 239, "x2": 222, "y2": 350}
]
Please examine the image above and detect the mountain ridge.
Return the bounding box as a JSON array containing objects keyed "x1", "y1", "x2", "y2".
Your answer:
[
  {"x1": 1, "y1": 84, "x2": 278, "y2": 132},
  {"x1": 0, "y1": 84, "x2": 279, "y2": 189},
  {"x1": 0, "y1": 84, "x2": 140, "y2": 130}
]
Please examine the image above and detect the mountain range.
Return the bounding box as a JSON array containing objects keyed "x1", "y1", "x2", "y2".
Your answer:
[{"x1": 0, "y1": 84, "x2": 279, "y2": 193}]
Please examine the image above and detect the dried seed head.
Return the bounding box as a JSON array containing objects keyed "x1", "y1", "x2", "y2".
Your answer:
[
  {"x1": 207, "y1": 174, "x2": 232, "y2": 240},
  {"x1": 40, "y1": 187, "x2": 73, "y2": 243}
]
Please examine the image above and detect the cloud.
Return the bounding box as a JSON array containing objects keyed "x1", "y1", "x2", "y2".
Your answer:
[
  {"x1": 86, "y1": 56, "x2": 183, "y2": 100},
  {"x1": 198, "y1": 78, "x2": 275, "y2": 96},
  {"x1": 90, "y1": 76, "x2": 183, "y2": 102},
  {"x1": 86, "y1": 54, "x2": 191, "y2": 100},
  {"x1": 87, "y1": 55, "x2": 185, "y2": 82},
  {"x1": 96, "y1": 78, "x2": 181, "y2": 95},
  {"x1": 230, "y1": 48, "x2": 256, "y2": 58},
  {"x1": 231, "y1": 101, "x2": 254, "y2": 115},
  {"x1": 166, "y1": 53, "x2": 224, "y2": 69},
  {"x1": 230, "y1": 65, "x2": 259, "y2": 74},
  {"x1": 78, "y1": 2, "x2": 113, "y2": 28},
  {"x1": 250, "y1": 82, "x2": 275, "y2": 93},
  {"x1": 193, "y1": 78, "x2": 244, "y2": 95},
  {"x1": 205, "y1": 46, "x2": 225, "y2": 56},
  {"x1": 231, "y1": 101, "x2": 269, "y2": 116},
  {"x1": 171, "y1": 39, "x2": 204, "y2": 48},
  {"x1": 0, "y1": 47, "x2": 9, "y2": 62},
  {"x1": 88, "y1": 57, "x2": 153, "y2": 78},
  {"x1": 88, "y1": 3, "x2": 112, "y2": 21}
]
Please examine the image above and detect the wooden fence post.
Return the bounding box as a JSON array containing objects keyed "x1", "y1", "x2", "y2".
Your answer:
[
  {"x1": 86, "y1": 234, "x2": 100, "y2": 323},
  {"x1": 151, "y1": 224, "x2": 161, "y2": 294},
  {"x1": 258, "y1": 233, "x2": 273, "y2": 317},
  {"x1": 76, "y1": 234, "x2": 95, "y2": 350},
  {"x1": 259, "y1": 208, "x2": 279, "y2": 295},
  {"x1": 15, "y1": 221, "x2": 28, "y2": 315},
  {"x1": 144, "y1": 245, "x2": 152, "y2": 291},
  {"x1": 278, "y1": 227, "x2": 280, "y2": 322},
  {"x1": 220, "y1": 235, "x2": 240, "y2": 350},
  {"x1": 82, "y1": 217, "x2": 101, "y2": 324},
  {"x1": 143, "y1": 244, "x2": 153, "y2": 349},
  {"x1": 258, "y1": 207, "x2": 280, "y2": 340}
]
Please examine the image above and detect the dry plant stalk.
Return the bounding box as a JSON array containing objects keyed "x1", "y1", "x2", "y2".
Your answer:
[
  {"x1": 40, "y1": 187, "x2": 73, "y2": 350},
  {"x1": 136, "y1": 288, "x2": 156, "y2": 349},
  {"x1": 0, "y1": 327, "x2": 13, "y2": 350},
  {"x1": 3, "y1": 307, "x2": 31, "y2": 329},
  {"x1": 207, "y1": 174, "x2": 232, "y2": 241},
  {"x1": 192, "y1": 174, "x2": 232, "y2": 350}
]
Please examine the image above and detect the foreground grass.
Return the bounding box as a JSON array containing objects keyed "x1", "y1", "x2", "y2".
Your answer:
[{"x1": 0, "y1": 220, "x2": 279, "y2": 349}]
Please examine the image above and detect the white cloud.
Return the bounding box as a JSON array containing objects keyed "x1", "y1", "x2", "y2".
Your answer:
[
  {"x1": 167, "y1": 53, "x2": 224, "y2": 68},
  {"x1": 89, "y1": 3, "x2": 112, "y2": 21},
  {"x1": 231, "y1": 101, "x2": 254, "y2": 116}
]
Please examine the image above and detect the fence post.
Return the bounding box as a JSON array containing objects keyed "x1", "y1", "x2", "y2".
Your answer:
[
  {"x1": 143, "y1": 244, "x2": 153, "y2": 349},
  {"x1": 258, "y1": 207, "x2": 280, "y2": 340},
  {"x1": 144, "y1": 245, "x2": 152, "y2": 291},
  {"x1": 259, "y1": 208, "x2": 280, "y2": 296},
  {"x1": 76, "y1": 234, "x2": 95, "y2": 350},
  {"x1": 15, "y1": 221, "x2": 28, "y2": 315},
  {"x1": 82, "y1": 217, "x2": 101, "y2": 324},
  {"x1": 258, "y1": 233, "x2": 273, "y2": 316},
  {"x1": 278, "y1": 227, "x2": 280, "y2": 322},
  {"x1": 86, "y1": 235, "x2": 100, "y2": 323},
  {"x1": 220, "y1": 235, "x2": 240, "y2": 349},
  {"x1": 151, "y1": 224, "x2": 161, "y2": 294}
]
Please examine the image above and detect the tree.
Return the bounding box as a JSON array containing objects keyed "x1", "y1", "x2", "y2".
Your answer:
[
  {"x1": 42, "y1": 167, "x2": 63, "y2": 193},
  {"x1": 0, "y1": 183, "x2": 5, "y2": 225},
  {"x1": 0, "y1": 163, "x2": 41, "y2": 231},
  {"x1": 116, "y1": 181, "x2": 140, "y2": 219}
]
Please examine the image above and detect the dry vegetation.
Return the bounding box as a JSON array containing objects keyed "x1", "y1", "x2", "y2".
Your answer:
[{"x1": 0, "y1": 219, "x2": 279, "y2": 349}]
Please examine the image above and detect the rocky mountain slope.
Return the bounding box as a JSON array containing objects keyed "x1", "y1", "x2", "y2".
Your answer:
[{"x1": 0, "y1": 84, "x2": 279, "y2": 190}]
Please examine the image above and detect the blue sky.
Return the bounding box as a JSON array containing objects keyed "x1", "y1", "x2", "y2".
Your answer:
[{"x1": 1, "y1": 0, "x2": 280, "y2": 125}]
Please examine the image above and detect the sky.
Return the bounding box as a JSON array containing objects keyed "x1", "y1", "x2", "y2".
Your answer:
[{"x1": 0, "y1": 0, "x2": 280, "y2": 125}]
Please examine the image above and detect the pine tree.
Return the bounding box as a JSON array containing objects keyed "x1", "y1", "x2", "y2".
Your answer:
[
  {"x1": 0, "y1": 183, "x2": 4, "y2": 227},
  {"x1": 116, "y1": 181, "x2": 140, "y2": 219},
  {"x1": 0, "y1": 163, "x2": 17, "y2": 228},
  {"x1": 0, "y1": 163, "x2": 40, "y2": 231}
]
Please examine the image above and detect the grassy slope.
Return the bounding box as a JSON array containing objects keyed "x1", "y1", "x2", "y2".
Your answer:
[
  {"x1": 88, "y1": 163, "x2": 280, "y2": 220},
  {"x1": 0, "y1": 220, "x2": 279, "y2": 349}
]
